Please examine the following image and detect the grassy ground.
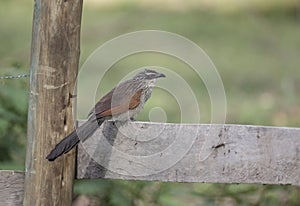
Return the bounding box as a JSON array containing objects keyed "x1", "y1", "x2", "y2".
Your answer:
[{"x1": 0, "y1": 0, "x2": 300, "y2": 205}]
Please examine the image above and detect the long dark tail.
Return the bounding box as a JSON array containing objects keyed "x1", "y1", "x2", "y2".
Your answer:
[{"x1": 46, "y1": 118, "x2": 104, "y2": 161}]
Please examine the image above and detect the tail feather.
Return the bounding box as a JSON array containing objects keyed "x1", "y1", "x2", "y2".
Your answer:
[
  {"x1": 46, "y1": 118, "x2": 104, "y2": 161},
  {"x1": 46, "y1": 130, "x2": 80, "y2": 161}
]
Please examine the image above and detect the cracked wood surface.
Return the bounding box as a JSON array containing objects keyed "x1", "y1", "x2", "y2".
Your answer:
[
  {"x1": 23, "y1": 0, "x2": 83, "y2": 205},
  {"x1": 77, "y1": 121, "x2": 300, "y2": 186}
]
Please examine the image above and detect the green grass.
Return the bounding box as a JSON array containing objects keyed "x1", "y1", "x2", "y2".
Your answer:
[{"x1": 1, "y1": 0, "x2": 300, "y2": 205}]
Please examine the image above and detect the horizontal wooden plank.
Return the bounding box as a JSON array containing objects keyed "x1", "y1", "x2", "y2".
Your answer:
[
  {"x1": 77, "y1": 121, "x2": 300, "y2": 186},
  {"x1": 0, "y1": 170, "x2": 24, "y2": 206},
  {"x1": 2, "y1": 122, "x2": 299, "y2": 205}
]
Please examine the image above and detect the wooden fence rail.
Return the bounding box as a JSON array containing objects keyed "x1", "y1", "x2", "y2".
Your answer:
[{"x1": 1, "y1": 122, "x2": 300, "y2": 205}]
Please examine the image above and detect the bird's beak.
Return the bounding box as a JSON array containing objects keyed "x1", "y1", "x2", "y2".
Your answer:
[{"x1": 157, "y1": 73, "x2": 166, "y2": 78}]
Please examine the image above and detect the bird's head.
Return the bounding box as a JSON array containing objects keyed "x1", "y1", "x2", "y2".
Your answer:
[{"x1": 133, "y1": 69, "x2": 166, "y2": 81}]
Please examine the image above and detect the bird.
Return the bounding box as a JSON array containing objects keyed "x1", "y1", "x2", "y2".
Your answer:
[{"x1": 46, "y1": 69, "x2": 166, "y2": 161}]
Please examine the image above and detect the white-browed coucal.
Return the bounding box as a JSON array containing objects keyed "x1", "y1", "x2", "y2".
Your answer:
[{"x1": 46, "y1": 69, "x2": 165, "y2": 161}]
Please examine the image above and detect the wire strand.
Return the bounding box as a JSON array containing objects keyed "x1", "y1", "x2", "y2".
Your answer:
[{"x1": 0, "y1": 74, "x2": 29, "y2": 79}]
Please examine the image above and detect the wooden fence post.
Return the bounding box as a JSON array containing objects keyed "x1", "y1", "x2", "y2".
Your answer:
[{"x1": 23, "y1": 0, "x2": 83, "y2": 205}]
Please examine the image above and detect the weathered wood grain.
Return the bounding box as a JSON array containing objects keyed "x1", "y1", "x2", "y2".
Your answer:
[
  {"x1": 2, "y1": 123, "x2": 300, "y2": 205},
  {"x1": 0, "y1": 171, "x2": 24, "y2": 206},
  {"x1": 23, "y1": 0, "x2": 83, "y2": 205},
  {"x1": 77, "y1": 121, "x2": 300, "y2": 186}
]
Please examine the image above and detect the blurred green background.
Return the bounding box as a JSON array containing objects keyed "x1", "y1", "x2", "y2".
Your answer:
[{"x1": 1, "y1": 0, "x2": 300, "y2": 205}]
